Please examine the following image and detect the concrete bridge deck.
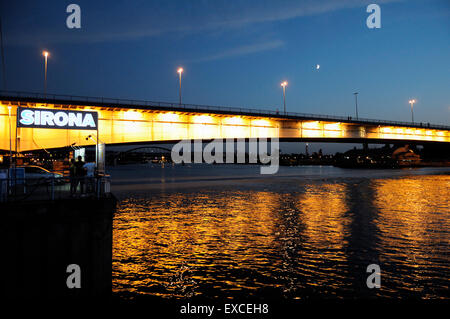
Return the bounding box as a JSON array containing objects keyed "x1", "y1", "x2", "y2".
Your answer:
[{"x1": 1, "y1": 91, "x2": 449, "y2": 152}]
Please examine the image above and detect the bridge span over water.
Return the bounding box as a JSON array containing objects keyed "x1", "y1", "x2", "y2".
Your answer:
[{"x1": 1, "y1": 91, "x2": 449, "y2": 152}]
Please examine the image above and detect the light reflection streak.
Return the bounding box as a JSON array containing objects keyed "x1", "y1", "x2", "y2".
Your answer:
[{"x1": 112, "y1": 172, "x2": 449, "y2": 299}]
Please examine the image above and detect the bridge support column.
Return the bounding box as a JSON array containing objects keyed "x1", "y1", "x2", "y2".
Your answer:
[{"x1": 422, "y1": 144, "x2": 450, "y2": 161}]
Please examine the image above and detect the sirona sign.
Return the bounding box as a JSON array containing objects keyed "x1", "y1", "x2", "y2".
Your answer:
[{"x1": 17, "y1": 107, "x2": 98, "y2": 130}]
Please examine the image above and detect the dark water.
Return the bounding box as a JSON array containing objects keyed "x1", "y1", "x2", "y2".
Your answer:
[{"x1": 110, "y1": 164, "x2": 450, "y2": 300}]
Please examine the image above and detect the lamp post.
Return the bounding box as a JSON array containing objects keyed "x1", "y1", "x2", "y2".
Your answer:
[
  {"x1": 408, "y1": 99, "x2": 416, "y2": 123},
  {"x1": 86, "y1": 134, "x2": 99, "y2": 170},
  {"x1": 43, "y1": 51, "x2": 49, "y2": 95},
  {"x1": 86, "y1": 132, "x2": 106, "y2": 174},
  {"x1": 7, "y1": 105, "x2": 12, "y2": 165},
  {"x1": 353, "y1": 92, "x2": 359, "y2": 119},
  {"x1": 281, "y1": 81, "x2": 288, "y2": 114},
  {"x1": 177, "y1": 67, "x2": 183, "y2": 105}
]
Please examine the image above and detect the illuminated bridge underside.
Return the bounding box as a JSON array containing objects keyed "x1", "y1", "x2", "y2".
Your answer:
[{"x1": 1, "y1": 99, "x2": 449, "y2": 152}]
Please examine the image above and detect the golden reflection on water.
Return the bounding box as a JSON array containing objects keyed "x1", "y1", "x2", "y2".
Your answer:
[
  {"x1": 298, "y1": 183, "x2": 349, "y2": 251},
  {"x1": 372, "y1": 175, "x2": 450, "y2": 298},
  {"x1": 292, "y1": 183, "x2": 351, "y2": 293},
  {"x1": 113, "y1": 191, "x2": 285, "y2": 298},
  {"x1": 112, "y1": 173, "x2": 449, "y2": 299}
]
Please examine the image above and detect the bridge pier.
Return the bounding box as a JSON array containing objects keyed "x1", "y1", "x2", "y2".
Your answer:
[{"x1": 422, "y1": 143, "x2": 450, "y2": 161}]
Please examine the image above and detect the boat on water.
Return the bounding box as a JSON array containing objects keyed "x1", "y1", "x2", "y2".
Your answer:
[
  {"x1": 392, "y1": 146, "x2": 422, "y2": 167},
  {"x1": 334, "y1": 145, "x2": 422, "y2": 169}
]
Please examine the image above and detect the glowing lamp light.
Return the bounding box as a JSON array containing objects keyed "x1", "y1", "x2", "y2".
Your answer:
[
  {"x1": 193, "y1": 115, "x2": 213, "y2": 124},
  {"x1": 302, "y1": 121, "x2": 320, "y2": 130},
  {"x1": 224, "y1": 116, "x2": 245, "y2": 125},
  {"x1": 123, "y1": 110, "x2": 143, "y2": 121},
  {"x1": 177, "y1": 67, "x2": 183, "y2": 74},
  {"x1": 324, "y1": 122, "x2": 341, "y2": 131},
  {"x1": 158, "y1": 112, "x2": 180, "y2": 122},
  {"x1": 252, "y1": 119, "x2": 271, "y2": 127},
  {"x1": 281, "y1": 81, "x2": 288, "y2": 87},
  {"x1": 43, "y1": 51, "x2": 49, "y2": 57}
]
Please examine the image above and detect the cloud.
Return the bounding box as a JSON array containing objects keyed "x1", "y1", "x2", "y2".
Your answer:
[
  {"x1": 191, "y1": 39, "x2": 285, "y2": 62},
  {"x1": 5, "y1": 0, "x2": 404, "y2": 45},
  {"x1": 167, "y1": 0, "x2": 404, "y2": 34}
]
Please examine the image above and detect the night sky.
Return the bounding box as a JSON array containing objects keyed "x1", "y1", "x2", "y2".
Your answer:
[{"x1": 1, "y1": 0, "x2": 449, "y2": 153}]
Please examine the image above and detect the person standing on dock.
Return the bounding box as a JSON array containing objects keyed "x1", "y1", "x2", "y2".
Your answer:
[
  {"x1": 74, "y1": 156, "x2": 86, "y2": 194},
  {"x1": 69, "y1": 158, "x2": 77, "y2": 196},
  {"x1": 83, "y1": 161, "x2": 96, "y2": 193}
]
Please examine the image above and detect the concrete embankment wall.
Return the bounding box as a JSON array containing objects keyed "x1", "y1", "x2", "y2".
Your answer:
[{"x1": 0, "y1": 196, "x2": 116, "y2": 300}]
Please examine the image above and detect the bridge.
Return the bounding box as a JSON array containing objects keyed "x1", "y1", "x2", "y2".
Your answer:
[{"x1": 1, "y1": 91, "x2": 449, "y2": 152}]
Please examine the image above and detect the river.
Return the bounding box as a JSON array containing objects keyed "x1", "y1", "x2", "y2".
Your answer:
[{"x1": 109, "y1": 164, "x2": 449, "y2": 301}]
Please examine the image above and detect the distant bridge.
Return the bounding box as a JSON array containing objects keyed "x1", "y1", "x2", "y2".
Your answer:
[{"x1": 0, "y1": 91, "x2": 449, "y2": 152}]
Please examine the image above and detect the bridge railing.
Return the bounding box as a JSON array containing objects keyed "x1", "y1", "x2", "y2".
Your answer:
[
  {"x1": 1, "y1": 90, "x2": 449, "y2": 130},
  {"x1": 0, "y1": 174, "x2": 111, "y2": 203}
]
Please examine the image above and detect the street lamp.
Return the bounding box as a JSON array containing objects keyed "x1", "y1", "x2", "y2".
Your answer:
[
  {"x1": 177, "y1": 67, "x2": 183, "y2": 105},
  {"x1": 281, "y1": 81, "x2": 288, "y2": 114},
  {"x1": 42, "y1": 51, "x2": 49, "y2": 95},
  {"x1": 86, "y1": 134, "x2": 106, "y2": 174},
  {"x1": 353, "y1": 92, "x2": 359, "y2": 119},
  {"x1": 7, "y1": 105, "x2": 12, "y2": 165},
  {"x1": 408, "y1": 99, "x2": 416, "y2": 123},
  {"x1": 86, "y1": 134, "x2": 101, "y2": 168}
]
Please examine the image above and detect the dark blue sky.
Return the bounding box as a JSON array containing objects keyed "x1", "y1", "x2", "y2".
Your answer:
[{"x1": 1, "y1": 0, "x2": 449, "y2": 128}]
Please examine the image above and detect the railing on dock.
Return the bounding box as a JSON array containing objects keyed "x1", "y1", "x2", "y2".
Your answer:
[{"x1": 0, "y1": 175, "x2": 111, "y2": 202}]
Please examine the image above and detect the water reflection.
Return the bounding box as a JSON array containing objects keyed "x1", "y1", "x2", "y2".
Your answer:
[
  {"x1": 112, "y1": 167, "x2": 449, "y2": 300},
  {"x1": 373, "y1": 176, "x2": 450, "y2": 298}
]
